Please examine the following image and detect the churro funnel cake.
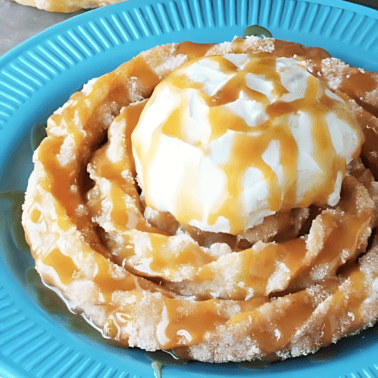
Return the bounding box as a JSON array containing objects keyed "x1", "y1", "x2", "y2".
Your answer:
[{"x1": 22, "y1": 36, "x2": 378, "y2": 362}]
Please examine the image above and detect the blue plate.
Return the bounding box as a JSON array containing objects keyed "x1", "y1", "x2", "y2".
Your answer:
[{"x1": 1, "y1": 0, "x2": 378, "y2": 377}]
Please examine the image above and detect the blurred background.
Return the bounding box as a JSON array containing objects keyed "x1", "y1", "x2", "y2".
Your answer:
[
  {"x1": 0, "y1": 0, "x2": 377, "y2": 56},
  {"x1": 0, "y1": 0, "x2": 86, "y2": 56}
]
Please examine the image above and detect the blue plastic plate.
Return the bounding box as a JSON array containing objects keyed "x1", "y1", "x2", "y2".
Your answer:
[{"x1": 1, "y1": 0, "x2": 378, "y2": 377}]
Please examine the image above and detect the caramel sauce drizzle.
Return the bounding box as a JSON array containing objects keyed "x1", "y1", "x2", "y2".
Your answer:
[
  {"x1": 42, "y1": 248, "x2": 77, "y2": 286},
  {"x1": 30, "y1": 208, "x2": 41, "y2": 223},
  {"x1": 305, "y1": 176, "x2": 374, "y2": 279},
  {"x1": 228, "y1": 290, "x2": 320, "y2": 354},
  {"x1": 148, "y1": 233, "x2": 215, "y2": 274},
  {"x1": 139, "y1": 52, "x2": 362, "y2": 234},
  {"x1": 161, "y1": 298, "x2": 230, "y2": 349},
  {"x1": 87, "y1": 102, "x2": 154, "y2": 232},
  {"x1": 195, "y1": 238, "x2": 307, "y2": 299},
  {"x1": 92, "y1": 254, "x2": 136, "y2": 302}
]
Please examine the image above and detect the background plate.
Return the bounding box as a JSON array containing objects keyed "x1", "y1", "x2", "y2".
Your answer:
[
  {"x1": 0, "y1": 0, "x2": 86, "y2": 56},
  {"x1": 1, "y1": 0, "x2": 378, "y2": 377}
]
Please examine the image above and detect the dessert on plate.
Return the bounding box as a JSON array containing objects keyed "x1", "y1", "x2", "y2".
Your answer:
[{"x1": 22, "y1": 35, "x2": 378, "y2": 362}]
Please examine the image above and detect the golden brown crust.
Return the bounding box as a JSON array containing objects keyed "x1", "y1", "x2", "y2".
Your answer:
[{"x1": 22, "y1": 37, "x2": 378, "y2": 362}]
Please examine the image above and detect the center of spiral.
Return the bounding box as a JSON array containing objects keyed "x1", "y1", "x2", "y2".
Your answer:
[{"x1": 131, "y1": 53, "x2": 363, "y2": 235}]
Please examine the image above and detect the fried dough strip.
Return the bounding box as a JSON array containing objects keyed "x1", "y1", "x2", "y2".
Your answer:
[{"x1": 86, "y1": 114, "x2": 375, "y2": 298}]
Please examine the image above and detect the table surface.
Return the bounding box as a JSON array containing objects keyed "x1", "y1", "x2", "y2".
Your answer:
[
  {"x1": 0, "y1": 0, "x2": 86, "y2": 57},
  {"x1": 0, "y1": 0, "x2": 377, "y2": 57}
]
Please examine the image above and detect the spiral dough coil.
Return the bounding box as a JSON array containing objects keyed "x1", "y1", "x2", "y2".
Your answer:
[{"x1": 22, "y1": 36, "x2": 378, "y2": 362}]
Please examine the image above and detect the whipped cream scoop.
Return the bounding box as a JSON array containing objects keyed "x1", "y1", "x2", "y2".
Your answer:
[{"x1": 132, "y1": 53, "x2": 364, "y2": 235}]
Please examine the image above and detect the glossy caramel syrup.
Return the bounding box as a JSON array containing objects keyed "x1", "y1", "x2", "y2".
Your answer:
[{"x1": 136, "y1": 52, "x2": 363, "y2": 234}]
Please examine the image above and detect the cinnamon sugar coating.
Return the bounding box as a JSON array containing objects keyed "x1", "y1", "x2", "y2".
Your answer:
[{"x1": 22, "y1": 37, "x2": 378, "y2": 362}]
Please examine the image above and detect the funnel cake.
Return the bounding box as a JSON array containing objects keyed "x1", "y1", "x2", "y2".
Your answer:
[{"x1": 22, "y1": 36, "x2": 378, "y2": 362}]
